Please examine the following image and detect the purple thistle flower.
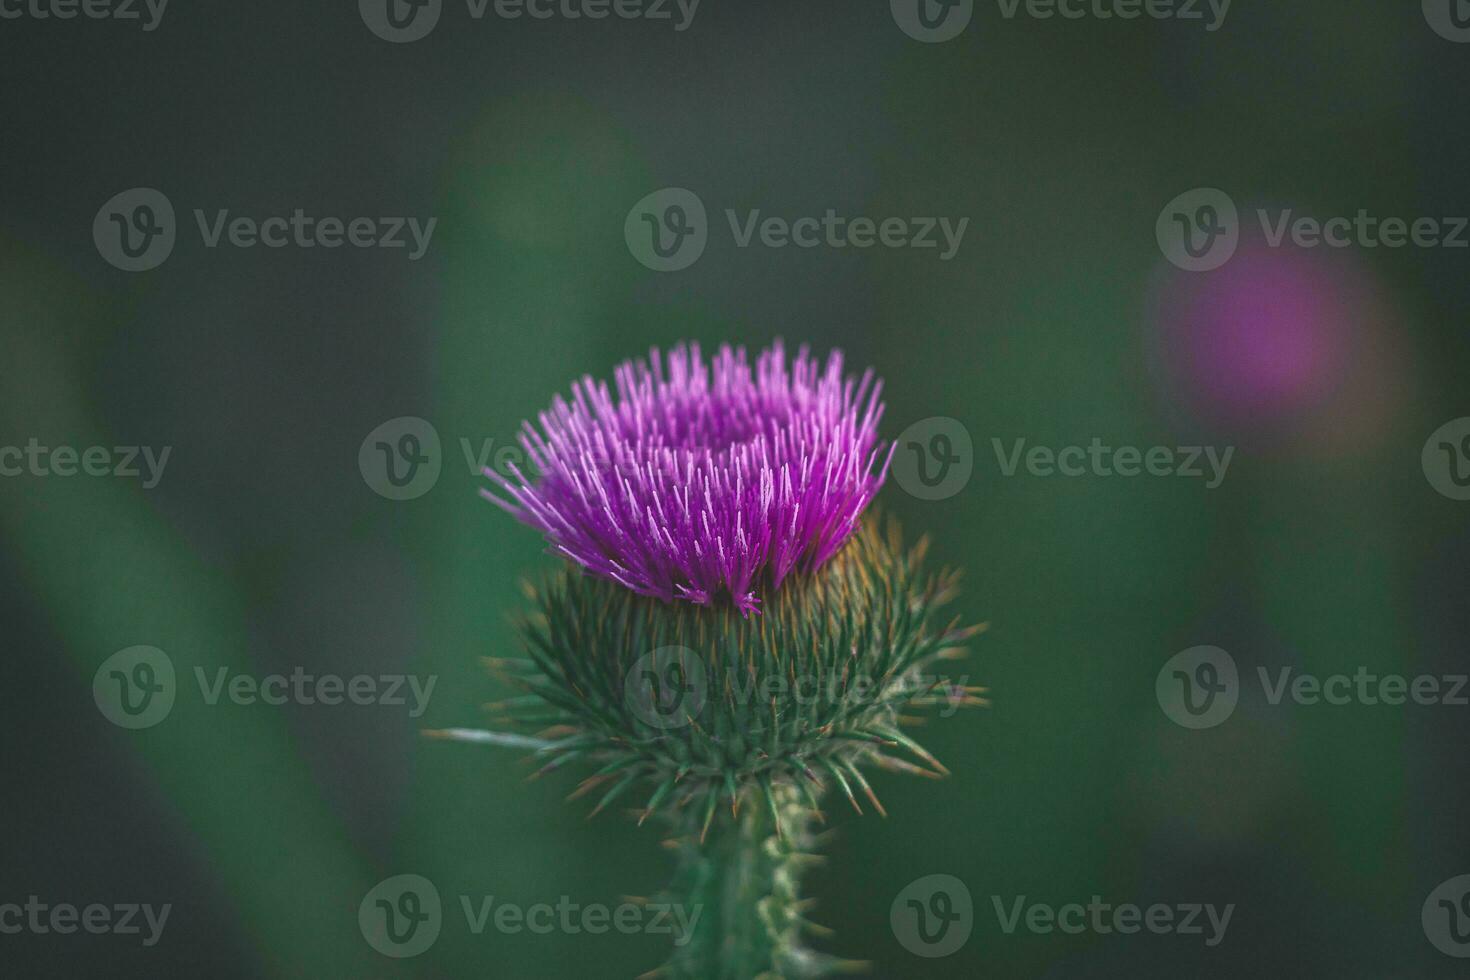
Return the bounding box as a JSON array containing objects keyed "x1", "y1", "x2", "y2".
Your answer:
[{"x1": 481, "y1": 340, "x2": 891, "y2": 616}]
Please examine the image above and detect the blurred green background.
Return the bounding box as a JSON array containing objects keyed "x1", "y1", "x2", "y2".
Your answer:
[{"x1": 3, "y1": 1, "x2": 1469, "y2": 976}]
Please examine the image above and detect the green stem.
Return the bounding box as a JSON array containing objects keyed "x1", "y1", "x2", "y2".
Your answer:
[{"x1": 657, "y1": 781, "x2": 862, "y2": 979}]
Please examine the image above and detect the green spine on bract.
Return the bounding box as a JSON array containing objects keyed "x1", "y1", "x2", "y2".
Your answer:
[{"x1": 481, "y1": 517, "x2": 985, "y2": 977}]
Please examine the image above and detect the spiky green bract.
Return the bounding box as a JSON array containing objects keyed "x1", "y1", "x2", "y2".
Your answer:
[
  {"x1": 482, "y1": 518, "x2": 983, "y2": 978},
  {"x1": 496, "y1": 518, "x2": 979, "y2": 824}
]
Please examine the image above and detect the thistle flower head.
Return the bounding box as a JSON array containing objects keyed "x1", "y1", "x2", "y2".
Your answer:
[
  {"x1": 481, "y1": 340, "x2": 891, "y2": 616},
  {"x1": 484, "y1": 518, "x2": 982, "y2": 830}
]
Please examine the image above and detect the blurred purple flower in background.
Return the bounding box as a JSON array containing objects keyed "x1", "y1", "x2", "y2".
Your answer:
[
  {"x1": 1149, "y1": 241, "x2": 1405, "y2": 455},
  {"x1": 482, "y1": 340, "x2": 891, "y2": 615}
]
